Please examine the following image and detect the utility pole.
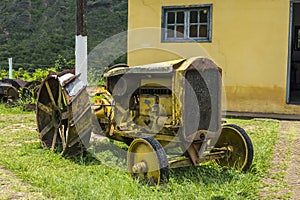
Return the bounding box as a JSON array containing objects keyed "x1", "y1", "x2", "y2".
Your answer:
[
  {"x1": 8, "y1": 58, "x2": 12, "y2": 79},
  {"x1": 75, "y1": 0, "x2": 88, "y2": 85}
]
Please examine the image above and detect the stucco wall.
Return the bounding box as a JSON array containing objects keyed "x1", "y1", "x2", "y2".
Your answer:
[{"x1": 128, "y1": 0, "x2": 300, "y2": 114}]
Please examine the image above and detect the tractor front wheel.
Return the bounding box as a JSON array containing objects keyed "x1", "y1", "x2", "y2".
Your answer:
[
  {"x1": 127, "y1": 137, "x2": 169, "y2": 185},
  {"x1": 213, "y1": 124, "x2": 253, "y2": 171}
]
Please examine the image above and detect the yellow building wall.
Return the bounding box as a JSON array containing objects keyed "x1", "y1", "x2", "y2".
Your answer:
[{"x1": 128, "y1": 0, "x2": 300, "y2": 114}]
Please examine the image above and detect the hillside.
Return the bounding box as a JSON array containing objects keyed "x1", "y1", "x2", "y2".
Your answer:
[{"x1": 0, "y1": 0, "x2": 127, "y2": 72}]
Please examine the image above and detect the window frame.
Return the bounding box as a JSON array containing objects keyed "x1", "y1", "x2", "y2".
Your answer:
[{"x1": 161, "y1": 4, "x2": 213, "y2": 43}]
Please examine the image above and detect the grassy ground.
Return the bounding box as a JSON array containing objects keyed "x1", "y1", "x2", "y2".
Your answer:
[{"x1": 0, "y1": 104, "x2": 279, "y2": 200}]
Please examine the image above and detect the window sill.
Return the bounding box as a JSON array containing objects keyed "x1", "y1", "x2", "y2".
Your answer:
[{"x1": 161, "y1": 39, "x2": 212, "y2": 43}]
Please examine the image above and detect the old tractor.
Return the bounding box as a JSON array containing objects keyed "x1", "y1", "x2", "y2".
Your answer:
[
  {"x1": 0, "y1": 78, "x2": 40, "y2": 106},
  {"x1": 36, "y1": 57, "x2": 253, "y2": 185}
]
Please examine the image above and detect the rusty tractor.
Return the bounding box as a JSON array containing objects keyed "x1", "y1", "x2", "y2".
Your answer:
[
  {"x1": 36, "y1": 57, "x2": 253, "y2": 185},
  {"x1": 0, "y1": 78, "x2": 40, "y2": 106}
]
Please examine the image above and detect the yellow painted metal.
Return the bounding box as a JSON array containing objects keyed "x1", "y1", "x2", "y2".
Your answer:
[
  {"x1": 139, "y1": 94, "x2": 172, "y2": 118},
  {"x1": 94, "y1": 57, "x2": 223, "y2": 168},
  {"x1": 139, "y1": 95, "x2": 156, "y2": 116},
  {"x1": 169, "y1": 158, "x2": 193, "y2": 169},
  {"x1": 141, "y1": 78, "x2": 172, "y2": 87},
  {"x1": 130, "y1": 58, "x2": 185, "y2": 70},
  {"x1": 93, "y1": 87, "x2": 114, "y2": 121},
  {"x1": 127, "y1": 138, "x2": 162, "y2": 185},
  {"x1": 158, "y1": 95, "x2": 172, "y2": 116}
]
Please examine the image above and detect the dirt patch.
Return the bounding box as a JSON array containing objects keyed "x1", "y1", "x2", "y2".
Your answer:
[
  {"x1": 0, "y1": 114, "x2": 35, "y2": 122},
  {"x1": 0, "y1": 114, "x2": 37, "y2": 134},
  {"x1": 285, "y1": 122, "x2": 300, "y2": 199},
  {"x1": 260, "y1": 121, "x2": 300, "y2": 199},
  {"x1": 0, "y1": 166, "x2": 46, "y2": 200}
]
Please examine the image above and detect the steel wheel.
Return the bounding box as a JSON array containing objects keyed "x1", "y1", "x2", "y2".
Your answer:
[
  {"x1": 213, "y1": 124, "x2": 253, "y2": 171},
  {"x1": 127, "y1": 137, "x2": 169, "y2": 185},
  {"x1": 36, "y1": 72, "x2": 92, "y2": 156}
]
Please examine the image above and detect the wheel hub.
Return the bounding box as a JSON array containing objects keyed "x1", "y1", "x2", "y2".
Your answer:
[{"x1": 132, "y1": 161, "x2": 147, "y2": 173}]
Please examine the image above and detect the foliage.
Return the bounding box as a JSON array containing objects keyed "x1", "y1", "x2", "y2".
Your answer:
[
  {"x1": 0, "y1": 103, "x2": 33, "y2": 115},
  {"x1": 54, "y1": 54, "x2": 74, "y2": 72},
  {"x1": 0, "y1": 0, "x2": 128, "y2": 72},
  {"x1": 31, "y1": 68, "x2": 51, "y2": 81},
  {"x1": 0, "y1": 69, "x2": 8, "y2": 78},
  {"x1": 0, "y1": 109, "x2": 280, "y2": 200},
  {"x1": 0, "y1": 67, "x2": 54, "y2": 81},
  {"x1": 13, "y1": 68, "x2": 31, "y2": 80},
  {"x1": 0, "y1": 53, "x2": 76, "y2": 81}
]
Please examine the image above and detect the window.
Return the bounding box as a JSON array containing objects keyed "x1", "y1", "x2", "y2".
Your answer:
[{"x1": 162, "y1": 5, "x2": 212, "y2": 42}]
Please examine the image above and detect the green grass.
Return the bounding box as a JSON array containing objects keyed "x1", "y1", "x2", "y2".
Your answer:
[
  {"x1": 0, "y1": 105, "x2": 280, "y2": 200},
  {"x1": 0, "y1": 103, "x2": 33, "y2": 115}
]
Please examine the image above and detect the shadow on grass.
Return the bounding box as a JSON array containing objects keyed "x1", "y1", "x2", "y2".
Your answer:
[
  {"x1": 68, "y1": 151, "x2": 102, "y2": 166},
  {"x1": 169, "y1": 165, "x2": 241, "y2": 200},
  {"x1": 69, "y1": 141, "x2": 127, "y2": 168},
  {"x1": 69, "y1": 141, "x2": 240, "y2": 186},
  {"x1": 169, "y1": 164, "x2": 237, "y2": 185},
  {"x1": 211, "y1": 196, "x2": 226, "y2": 200}
]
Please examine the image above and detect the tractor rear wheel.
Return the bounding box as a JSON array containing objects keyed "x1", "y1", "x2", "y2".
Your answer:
[
  {"x1": 127, "y1": 137, "x2": 169, "y2": 185},
  {"x1": 36, "y1": 72, "x2": 92, "y2": 156},
  {"x1": 213, "y1": 124, "x2": 253, "y2": 171}
]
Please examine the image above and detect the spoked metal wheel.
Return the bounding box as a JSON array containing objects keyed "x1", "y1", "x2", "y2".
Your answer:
[
  {"x1": 127, "y1": 137, "x2": 169, "y2": 185},
  {"x1": 213, "y1": 124, "x2": 253, "y2": 171},
  {"x1": 36, "y1": 72, "x2": 92, "y2": 156}
]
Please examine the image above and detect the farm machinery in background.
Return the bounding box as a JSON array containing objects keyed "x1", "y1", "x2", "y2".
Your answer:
[
  {"x1": 36, "y1": 57, "x2": 253, "y2": 185},
  {"x1": 0, "y1": 78, "x2": 40, "y2": 108}
]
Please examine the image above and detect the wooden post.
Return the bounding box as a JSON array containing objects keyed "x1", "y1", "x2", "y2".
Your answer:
[
  {"x1": 75, "y1": 0, "x2": 88, "y2": 85},
  {"x1": 8, "y1": 58, "x2": 12, "y2": 79}
]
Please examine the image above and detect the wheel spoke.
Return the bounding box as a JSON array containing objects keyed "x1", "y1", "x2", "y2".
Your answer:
[
  {"x1": 37, "y1": 102, "x2": 52, "y2": 116},
  {"x1": 59, "y1": 125, "x2": 66, "y2": 149},
  {"x1": 51, "y1": 128, "x2": 58, "y2": 152},
  {"x1": 57, "y1": 85, "x2": 62, "y2": 109},
  {"x1": 40, "y1": 121, "x2": 54, "y2": 137},
  {"x1": 45, "y1": 81, "x2": 57, "y2": 107},
  {"x1": 65, "y1": 124, "x2": 69, "y2": 145}
]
